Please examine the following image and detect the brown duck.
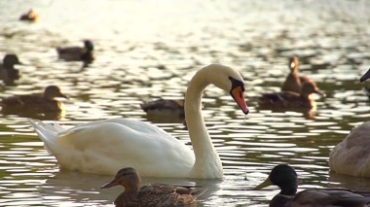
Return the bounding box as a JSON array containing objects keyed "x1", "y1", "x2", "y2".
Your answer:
[
  {"x1": 259, "y1": 80, "x2": 325, "y2": 109},
  {"x1": 140, "y1": 98, "x2": 185, "y2": 119},
  {"x1": 19, "y1": 9, "x2": 39, "y2": 22},
  {"x1": 56, "y1": 40, "x2": 95, "y2": 67},
  {"x1": 0, "y1": 54, "x2": 22, "y2": 85},
  {"x1": 101, "y1": 167, "x2": 204, "y2": 207},
  {"x1": 0, "y1": 85, "x2": 68, "y2": 113},
  {"x1": 281, "y1": 56, "x2": 313, "y2": 93}
]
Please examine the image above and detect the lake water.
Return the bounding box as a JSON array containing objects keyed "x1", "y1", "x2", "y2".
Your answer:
[{"x1": 1, "y1": 0, "x2": 370, "y2": 206}]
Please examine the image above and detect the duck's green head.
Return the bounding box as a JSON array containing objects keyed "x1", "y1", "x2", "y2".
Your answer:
[
  {"x1": 3, "y1": 54, "x2": 21, "y2": 67},
  {"x1": 255, "y1": 164, "x2": 298, "y2": 195}
]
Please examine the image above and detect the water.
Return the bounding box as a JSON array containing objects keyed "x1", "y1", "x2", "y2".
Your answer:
[{"x1": 1, "y1": 0, "x2": 370, "y2": 206}]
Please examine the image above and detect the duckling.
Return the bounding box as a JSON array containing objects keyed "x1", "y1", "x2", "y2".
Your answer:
[
  {"x1": 258, "y1": 80, "x2": 325, "y2": 109},
  {"x1": 281, "y1": 56, "x2": 313, "y2": 93},
  {"x1": 19, "y1": 9, "x2": 39, "y2": 22},
  {"x1": 140, "y1": 98, "x2": 185, "y2": 119},
  {"x1": 56, "y1": 40, "x2": 95, "y2": 67},
  {"x1": 0, "y1": 54, "x2": 22, "y2": 85},
  {"x1": 0, "y1": 85, "x2": 68, "y2": 113},
  {"x1": 101, "y1": 167, "x2": 204, "y2": 207},
  {"x1": 255, "y1": 164, "x2": 370, "y2": 207}
]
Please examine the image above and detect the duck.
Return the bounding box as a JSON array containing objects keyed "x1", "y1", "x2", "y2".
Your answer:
[
  {"x1": 140, "y1": 98, "x2": 185, "y2": 119},
  {"x1": 0, "y1": 85, "x2": 68, "y2": 113},
  {"x1": 19, "y1": 9, "x2": 39, "y2": 22},
  {"x1": 56, "y1": 40, "x2": 95, "y2": 67},
  {"x1": 281, "y1": 56, "x2": 313, "y2": 93},
  {"x1": 255, "y1": 164, "x2": 370, "y2": 207},
  {"x1": 28, "y1": 64, "x2": 249, "y2": 178},
  {"x1": 329, "y1": 69, "x2": 370, "y2": 177},
  {"x1": 0, "y1": 54, "x2": 22, "y2": 85},
  {"x1": 258, "y1": 80, "x2": 325, "y2": 109},
  {"x1": 101, "y1": 167, "x2": 204, "y2": 207}
]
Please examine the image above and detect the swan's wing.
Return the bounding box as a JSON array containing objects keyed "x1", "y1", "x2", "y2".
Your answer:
[{"x1": 39, "y1": 119, "x2": 195, "y2": 177}]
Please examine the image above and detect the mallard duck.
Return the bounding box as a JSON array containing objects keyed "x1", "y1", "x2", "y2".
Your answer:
[
  {"x1": 0, "y1": 54, "x2": 22, "y2": 85},
  {"x1": 19, "y1": 9, "x2": 39, "y2": 22},
  {"x1": 281, "y1": 56, "x2": 313, "y2": 93},
  {"x1": 56, "y1": 40, "x2": 95, "y2": 67},
  {"x1": 140, "y1": 98, "x2": 185, "y2": 119},
  {"x1": 0, "y1": 85, "x2": 68, "y2": 113},
  {"x1": 258, "y1": 80, "x2": 325, "y2": 109},
  {"x1": 255, "y1": 164, "x2": 370, "y2": 207},
  {"x1": 28, "y1": 64, "x2": 249, "y2": 178},
  {"x1": 101, "y1": 167, "x2": 204, "y2": 207},
  {"x1": 329, "y1": 69, "x2": 370, "y2": 177}
]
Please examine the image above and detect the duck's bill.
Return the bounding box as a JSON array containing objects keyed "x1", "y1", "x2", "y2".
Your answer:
[
  {"x1": 100, "y1": 178, "x2": 120, "y2": 189},
  {"x1": 314, "y1": 90, "x2": 326, "y2": 97},
  {"x1": 230, "y1": 86, "x2": 249, "y2": 114},
  {"x1": 59, "y1": 94, "x2": 69, "y2": 99},
  {"x1": 254, "y1": 178, "x2": 272, "y2": 190},
  {"x1": 360, "y1": 69, "x2": 370, "y2": 82}
]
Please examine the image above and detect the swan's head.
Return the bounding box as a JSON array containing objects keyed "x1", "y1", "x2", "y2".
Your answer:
[
  {"x1": 202, "y1": 64, "x2": 249, "y2": 115},
  {"x1": 101, "y1": 167, "x2": 141, "y2": 190}
]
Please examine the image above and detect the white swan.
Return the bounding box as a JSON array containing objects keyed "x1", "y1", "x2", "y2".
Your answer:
[
  {"x1": 29, "y1": 64, "x2": 249, "y2": 179},
  {"x1": 329, "y1": 68, "x2": 370, "y2": 177}
]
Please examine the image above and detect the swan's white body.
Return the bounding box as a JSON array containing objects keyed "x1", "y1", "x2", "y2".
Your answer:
[
  {"x1": 29, "y1": 64, "x2": 248, "y2": 179},
  {"x1": 329, "y1": 121, "x2": 370, "y2": 177}
]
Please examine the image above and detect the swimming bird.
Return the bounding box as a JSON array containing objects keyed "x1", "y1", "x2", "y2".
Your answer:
[
  {"x1": 255, "y1": 164, "x2": 370, "y2": 207},
  {"x1": 28, "y1": 64, "x2": 249, "y2": 178},
  {"x1": 56, "y1": 40, "x2": 95, "y2": 67},
  {"x1": 101, "y1": 167, "x2": 204, "y2": 207},
  {"x1": 140, "y1": 98, "x2": 185, "y2": 119},
  {"x1": 0, "y1": 54, "x2": 22, "y2": 85},
  {"x1": 258, "y1": 80, "x2": 325, "y2": 109},
  {"x1": 329, "y1": 69, "x2": 370, "y2": 177},
  {"x1": 281, "y1": 56, "x2": 313, "y2": 93},
  {"x1": 19, "y1": 9, "x2": 39, "y2": 22},
  {"x1": 0, "y1": 85, "x2": 68, "y2": 113}
]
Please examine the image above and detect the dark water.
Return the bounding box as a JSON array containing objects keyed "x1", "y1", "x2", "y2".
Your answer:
[{"x1": 1, "y1": 0, "x2": 370, "y2": 206}]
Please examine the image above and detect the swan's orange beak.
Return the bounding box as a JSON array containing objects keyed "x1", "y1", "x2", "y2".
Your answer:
[{"x1": 230, "y1": 86, "x2": 249, "y2": 115}]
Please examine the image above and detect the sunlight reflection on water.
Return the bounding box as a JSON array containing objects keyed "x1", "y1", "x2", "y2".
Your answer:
[{"x1": 0, "y1": 0, "x2": 370, "y2": 206}]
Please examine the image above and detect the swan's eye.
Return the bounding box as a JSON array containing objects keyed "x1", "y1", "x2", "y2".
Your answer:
[{"x1": 229, "y1": 77, "x2": 245, "y2": 92}]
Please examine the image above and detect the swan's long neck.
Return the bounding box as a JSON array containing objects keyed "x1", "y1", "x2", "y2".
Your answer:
[{"x1": 185, "y1": 70, "x2": 222, "y2": 178}]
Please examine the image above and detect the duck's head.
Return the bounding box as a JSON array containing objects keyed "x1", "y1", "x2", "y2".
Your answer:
[
  {"x1": 3, "y1": 54, "x2": 22, "y2": 67},
  {"x1": 44, "y1": 85, "x2": 68, "y2": 100},
  {"x1": 360, "y1": 68, "x2": 370, "y2": 82},
  {"x1": 301, "y1": 81, "x2": 325, "y2": 97},
  {"x1": 200, "y1": 64, "x2": 249, "y2": 115},
  {"x1": 288, "y1": 56, "x2": 299, "y2": 71},
  {"x1": 83, "y1": 40, "x2": 94, "y2": 51},
  {"x1": 255, "y1": 164, "x2": 298, "y2": 195},
  {"x1": 101, "y1": 167, "x2": 141, "y2": 189}
]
